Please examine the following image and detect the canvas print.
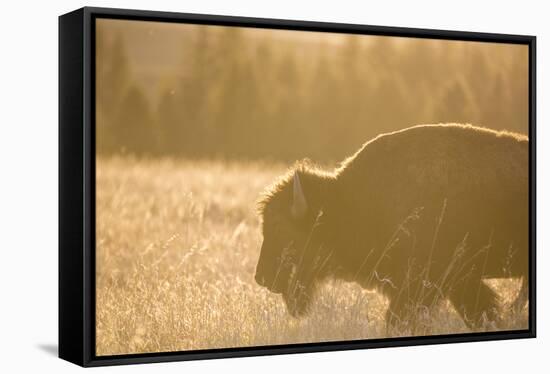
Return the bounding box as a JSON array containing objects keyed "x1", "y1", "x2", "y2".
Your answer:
[{"x1": 95, "y1": 18, "x2": 529, "y2": 356}]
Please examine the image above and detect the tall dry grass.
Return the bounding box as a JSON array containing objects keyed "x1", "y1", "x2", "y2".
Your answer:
[{"x1": 96, "y1": 157, "x2": 527, "y2": 356}]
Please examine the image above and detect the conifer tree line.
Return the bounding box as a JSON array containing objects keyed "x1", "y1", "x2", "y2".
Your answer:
[{"x1": 96, "y1": 23, "x2": 528, "y2": 162}]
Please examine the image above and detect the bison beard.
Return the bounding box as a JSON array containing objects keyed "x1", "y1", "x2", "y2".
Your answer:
[
  {"x1": 280, "y1": 247, "x2": 323, "y2": 317},
  {"x1": 281, "y1": 274, "x2": 314, "y2": 318},
  {"x1": 256, "y1": 124, "x2": 529, "y2": 331}
]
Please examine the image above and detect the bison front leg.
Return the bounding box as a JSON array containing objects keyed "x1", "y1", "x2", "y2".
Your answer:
[
  {"x1": 448, "y1": 279, "x2": 500, "y2": 330},
  {"x1": 385, "y1": 297, "x2": 408, "y2": 336},
  {"x1": 383, "y1": 277, "x2": 440, "y2": 336},
  {"x1": 384, "y1": 297, "x2": 419, "y2": 335}
]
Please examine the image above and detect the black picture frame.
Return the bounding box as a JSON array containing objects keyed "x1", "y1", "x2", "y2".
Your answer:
[{"x1": 59, "y1": 6, "x2": 537, "y2": 367}]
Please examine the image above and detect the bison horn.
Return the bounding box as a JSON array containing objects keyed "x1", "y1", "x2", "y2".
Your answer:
[{"x1": 291, "y1": 172, "x2": 308, "y2": 218}]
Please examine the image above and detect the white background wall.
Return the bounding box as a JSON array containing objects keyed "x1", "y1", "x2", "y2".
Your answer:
[{"x1": 0, "y1": 0, "x2": 547, "y2": 372}]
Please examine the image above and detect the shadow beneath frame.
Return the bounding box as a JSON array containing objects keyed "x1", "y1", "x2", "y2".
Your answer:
[{"x1": 37, "y1": 344, "x2": 58, "y2": 357}]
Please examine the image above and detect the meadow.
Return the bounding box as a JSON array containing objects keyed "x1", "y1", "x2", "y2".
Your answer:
[{"x1": 96, "y1": 157, "x2": 528, "y2": 356}]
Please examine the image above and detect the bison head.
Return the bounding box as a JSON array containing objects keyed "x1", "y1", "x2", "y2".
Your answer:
[{"x1": 256, "y1": 170, "x2": 329, "y2": 317}]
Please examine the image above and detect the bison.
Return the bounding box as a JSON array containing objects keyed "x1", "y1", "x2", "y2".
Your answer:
[{"x1": 255, "y1": 124, "x2": 529, "y2": 331}]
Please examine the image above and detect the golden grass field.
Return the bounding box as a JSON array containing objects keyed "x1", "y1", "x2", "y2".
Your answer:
[{"x1": 96, "y1": 157, "x2": 528, "y2": 356}]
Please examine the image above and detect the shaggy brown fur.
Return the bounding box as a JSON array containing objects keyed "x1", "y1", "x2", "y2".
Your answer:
[{"x1": 255, "y1": 124, "x2": 529, "y2": 331}]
